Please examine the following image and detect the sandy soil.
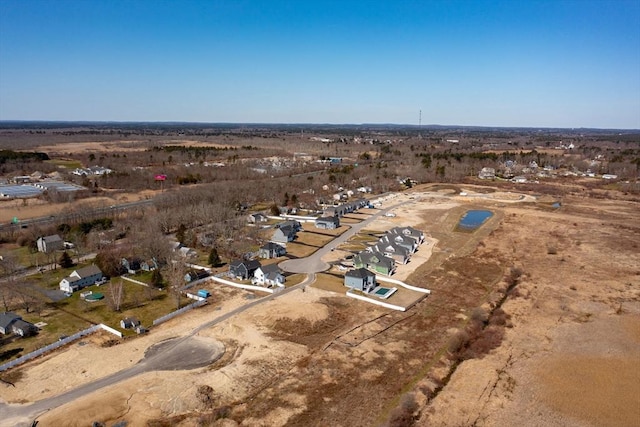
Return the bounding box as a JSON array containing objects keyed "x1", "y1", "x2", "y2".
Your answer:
[
  {"x1": 417, "y1": 195, "x2": 640, "y2": 427},
  {"x1": 2, "y1": 186, "x2": 638, "y2": 427}
]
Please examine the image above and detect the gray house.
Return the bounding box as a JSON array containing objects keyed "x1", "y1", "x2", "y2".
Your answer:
[
  {"x1": 272, "y1": 225, "x2": 297, "y2": 244},
  {"x1": 315, "y1": 216, "x2": 340, "y2": 229},
  {"x1": 229, "y1": 259, "x2": 262, "y2": 280},
  {"x1": 184, "y1": 269, "x2": 210, "y2": 282},
  {"x1": 371, "y1": 242, "x2": 410, "y2": 265},
  {"x1": 0, "y1": 312, "x2": 36, "y2": 337},
  {"x1": 37, "y1": 234, "x2": 64, "y2": 253},
  {"x1": 353, "y1": 251, "x2": 395, "y2": 275},
  {"x1": 122, "y1": 257, "x2": 158, "y2": 274},
  {"x1": 344, "y1": 268, "x2": 376, "y2": 293},
  {"x1": 379, "y1": 234, "x2": 416, "y2": 254},
  {"x1": 388, "y1": 226, "x2": 425, "y2": 244},
  {"x1": 258, "y1": 242, "x2": 287, "y2": 259}
]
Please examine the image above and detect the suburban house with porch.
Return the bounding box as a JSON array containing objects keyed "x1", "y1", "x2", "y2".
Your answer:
[
  {"x1": 258, "y1": 242, "x2": 287, "y2": 259},
  {"x1": 59, "y1": 265, "x2": 103, "y2": 293},
  {"x1": 37, "y1": 234, "x2": 64, "y2": 253},
  {"x1": 252, "y1": 264, "x2": 286, "y2": 287},
  {"x1": 353, "y1": 251, "x2": 396, "y2": 275},
  {"x1": 315, "y1": 216, "x2": 340, "y2": 229},
  {"x1": 344, "y1": 268, "x2": 376, "y2": 293},
  {"x1": 229, "y1": 259, "x2": 262, "y2": 280}
]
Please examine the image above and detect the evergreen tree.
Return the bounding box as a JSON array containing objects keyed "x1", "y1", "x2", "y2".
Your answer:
[
  {"x1": 208, "y1": 248, "x2": 221, "y2": 267},
  {"x1": 176, "y1": 223, "x2": 187, "y2": 244},
  {"x1": 59, "y1": 251, "x2": 74, "y2": 269},
  {"x1": 150, "y1": 269, "x2": 164, "y2": 288}
]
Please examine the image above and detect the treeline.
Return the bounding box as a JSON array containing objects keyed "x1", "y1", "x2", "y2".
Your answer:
[{"x1": 0, "y1": 150, "x2": 49, "y2": 164}]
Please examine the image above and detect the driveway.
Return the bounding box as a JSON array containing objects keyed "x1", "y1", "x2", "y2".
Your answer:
[{"x1": 279, "y1": 201, "x2": 407, "y2": 274}]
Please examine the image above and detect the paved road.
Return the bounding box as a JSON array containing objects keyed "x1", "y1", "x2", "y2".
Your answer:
[
  {"x1": 0, "y1": 273, "x2": 317, "y2": 426},
  {"x1": 279, "y1": 201, "x2": 408, "y2": 274},
  {"x1": 1, "y1": 199, "x2": 408, "y2": 425}
]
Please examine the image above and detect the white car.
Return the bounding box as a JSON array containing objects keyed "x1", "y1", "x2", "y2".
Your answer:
[
  {"x1": 95, "y1": 277, "x2": 108, "y2": 286},
  {"x1": 384, "y1": 212, "x2": 396, "y2": 217}
]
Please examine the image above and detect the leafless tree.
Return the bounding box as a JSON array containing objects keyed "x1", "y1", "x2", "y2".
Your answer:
[{"x1": 107, "y1": 278, "x2": 125, "y2": 312}]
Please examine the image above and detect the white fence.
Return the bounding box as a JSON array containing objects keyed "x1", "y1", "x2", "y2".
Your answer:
[
  {"x1": 152, "y1": 300, "x2": 207, "y2": 326},
  {"x1": 0, "y1": 324, "x2": 100, "y2": 372},
  {"x1": 376, "y1": 275, "x2": 431, "y2": 294},
  {"x1": 208, "y1": 276, "x2": 275, "y2": 294},
  {"x1": 346, "y1": 290, "x2": 407, "y2": 311},
  {"x1": 0, "y1": 323, "x2": 124, "y2": 372}
]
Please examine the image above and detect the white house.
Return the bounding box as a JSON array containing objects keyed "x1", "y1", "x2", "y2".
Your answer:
[
  {"x1": 252, "y1": 264, "x2": 285, "y2": 287},
  {"x1": 59, "y1": 265, "x2": 103, "y2": 293},
  {"x1": 37, "y1": 234, "x2": 64, "y2": 253}
]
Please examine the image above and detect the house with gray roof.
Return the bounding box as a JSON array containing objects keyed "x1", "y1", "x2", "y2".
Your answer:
[
  {"x1": 59, "y1": 265, "x2": 103, "y2": 293},
  {"x1": 229, "y1": 259, "x2": 262, "y2": 280},
  {"x1": 0, "y1": 312, "x2": 36, "y2": 337},
  {"x1": 252, "y1": 264, "x2": 286, "y2": 287},
  {"x1": 272, "y1": 225, "x2": 297, "y2": 244},
  {"x1": 315, "y1": 216, "x2": 340, "y2": 229},
  {"x1": 387, "y1": 226, "x2": 425, "y2": 244},
  {"x1": 258, "y1": 242, "x2": 287, "y2": 259},
  {"x1": 380, "y1": 234, "x2": 416, "y2": 254},
  {"x1": 37, "y1": 234, "x2": 64, "y2": 253},
  {"x1": 353, "y1": 251, "x2": 395, "y2": 275},
  {"x1": 370, "y1": 242, "x2": 410, "y2": 265},
  {"x1": 344, "y1": 268, "x2": 376, "y2": 293}
]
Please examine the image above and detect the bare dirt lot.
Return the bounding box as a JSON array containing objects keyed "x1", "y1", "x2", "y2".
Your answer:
[{"x1": 2, "y1": 185, "x2": 639, "y2": 427}]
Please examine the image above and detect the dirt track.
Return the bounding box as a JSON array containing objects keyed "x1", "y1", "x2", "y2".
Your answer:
[{"x1": 1, "y1": 186, "x2": 638, "y2": 426}]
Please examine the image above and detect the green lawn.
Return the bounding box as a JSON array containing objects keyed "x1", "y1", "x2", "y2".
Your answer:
[{"x1": 45, "y1": 158, "x2": 83, "y2": 169}]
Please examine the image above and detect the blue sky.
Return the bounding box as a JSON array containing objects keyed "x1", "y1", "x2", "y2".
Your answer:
[{"x1": 1, "y1": 0, "x2": 639, "y2": 128}]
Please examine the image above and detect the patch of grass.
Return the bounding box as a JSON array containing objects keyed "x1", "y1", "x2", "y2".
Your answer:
[
  {"x1": 46, "y1": 158, "x2": 83, "y2": 169},
  {"x1": 312, "y1": 273, "x2": 346, "y2": 293}
]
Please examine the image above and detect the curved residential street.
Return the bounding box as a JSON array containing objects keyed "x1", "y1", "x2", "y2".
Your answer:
[
  {"x1": 279, "y1": 201, "x2": 407, "y2": 274},
  {"x1": 1, "y1": 200, "x2": 409, "y2": 426},
  {"x1": 0, "y1": 273, "x2": 317, "y2": 427}
]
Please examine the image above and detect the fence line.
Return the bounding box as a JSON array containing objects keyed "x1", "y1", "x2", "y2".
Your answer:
[
  {"x1": 0, "y1": 324, "x2": 101, "y2": 372},
  {"x1": 152, "y1": 300, "x2": 207, "y2": 326},
  {"x1": 346, "y1": 290, "x2": 407, "y2": 312},
  {"x1": 376, "y1": 275, "x2": 431, "y2": 294},
  {"x1": 208, "y1": 276, "x2": 275, "y2": 294},
  {"x1": 98, "y1": 323, "x2": 123, "y2": 338}
]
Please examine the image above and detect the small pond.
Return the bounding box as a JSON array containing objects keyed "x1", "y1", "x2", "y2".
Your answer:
[{"x1": 457, "y1": 210, "x2": 493, "y2": 231}]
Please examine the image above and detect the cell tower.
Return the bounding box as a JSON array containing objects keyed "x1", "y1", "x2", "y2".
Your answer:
[{"x1": 418, "y1": 109, "x2": 423, "y2": 139}]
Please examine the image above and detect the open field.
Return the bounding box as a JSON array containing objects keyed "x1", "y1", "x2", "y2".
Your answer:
[{"x1": 1, "y1": 185, "x2": 639, "y2": 427}]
